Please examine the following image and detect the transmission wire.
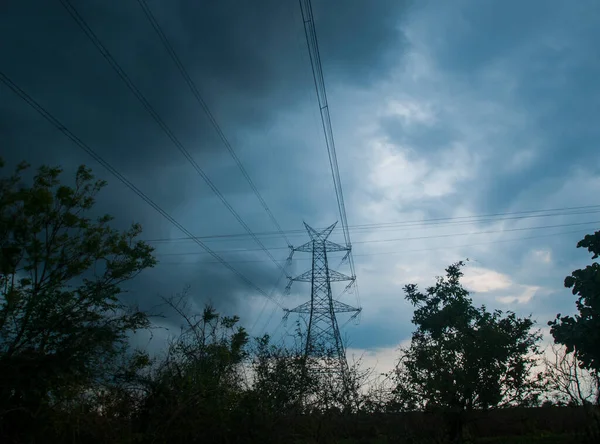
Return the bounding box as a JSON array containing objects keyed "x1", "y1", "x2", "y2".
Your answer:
[
  {"x1": 141, "y1": 205, "x2": 600, "y2": 243},
  {"x1": 58, "y1": 0, "x2": 290, "y2": 278},
  {"x1": 0, "y1": 70, "x2": 282, "y2": 308},
  {"x1": 135, "y1": 0, "x2": 292, "y2": 249},
  {"x1": 153, "y1": 219, "x2": 600, "y2": 257},
  {"x1": 156, "y1": 226, "x2": 598, "y2": 265}
]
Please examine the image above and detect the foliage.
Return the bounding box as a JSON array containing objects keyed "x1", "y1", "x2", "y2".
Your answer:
[
  {"x1": 2, "y1": 160, "x2": 599, "y2": 443},
  {"x1": 246, "y1": 325, "x2": 364, "y2": 417},
  {"x1": 389, "y1": 262, "x2": 543, "y2": 440},
  {"x1": 0, "y1": 161, "x2": 156, "y2": 441},
  {"x1": 543, "y1": 343, "x2": 599, "y2": 407},
  {"x1": 250, "y1": 332, "x2": 309, "y2": 414},
  {"x1": 135, "y1": 288, "x2": 250, "y2": 442},
  {"x1": 549, "y1": 230, "x2": 600, "y2": 377}
]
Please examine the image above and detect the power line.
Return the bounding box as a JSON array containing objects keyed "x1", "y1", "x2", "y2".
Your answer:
[
  {"x1": 258, "y1": 302, "x2": 282, "y2": 337},
  {"x1": 347, "y1": 205, "x2": 600, "y2": 230},
  {"x1": 141, "y1": 206, "x2": 600, "y2": 243},
  {"x1": 150, "y1": 218, "x2": 600, "y2": 256},
  {"x1": 0, "y1": 70, "x2": 282, "y2": 309},
  {"x1": 359, "y1": 227, "x2": 597, "y2": 258},
  {"x1": 249, "y1": 266, "x2": 286, "y2": 335},
  {"x1": 299, "y1": 0, "x2": 360, "y2": 309},
  {"x1": 255, "y1": 249, "x2": 297, "y2": 334},
  {"x1": 157, "y1": 220, "x2": 600, "y2": 262},
  {"x1": 249, "y1": 253, "x2": 292, "y2": 336},
  {"x1": 135, "y1": 0, "x2": 291, "y2": 249},
  {"x1": 344, "y1": 220, "x2": 600, "y2": 245},
  {"x1": 134, "y1": 0, "x2": 296, "y2": 332},
  {"x1": 58, "y1": 0, "x2": 290, "y2": 278},
  {"x1": 156, "y1": 227, "x2": 596, "y2": 265}
]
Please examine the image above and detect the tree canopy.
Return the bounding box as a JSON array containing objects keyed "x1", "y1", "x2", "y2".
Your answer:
[
  {"x1": 549, "y1": 230, "x2": 600, "y2": 375},
  {"x1": 390, "y1": 262, "x2": 542, "y2": 414},
  {"x1": 0, "y1": 161, "x2": 156, "y2": 439},
  {"x1": 1, "y1": 160, "x2": 598, "y2": 442}
]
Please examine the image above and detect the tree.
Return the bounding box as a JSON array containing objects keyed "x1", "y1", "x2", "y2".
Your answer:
[
  {"x1": 543, "y1": 343, "x2": 599, "y2": 407},
  {"x1": 244, "y1": 325, "x2": 371, "y2": 443},
  {"x1": 136, "y1": 288, "x2": 250, "y2": 443},
  {"x1": 390, "y1": 262, "x2": 542, "y2": 440},
  {"x1": 0, "y1": 160, "x2": 156, "y2": 440},
  {"x1": 250, "y1": 320, "x2": 369, "y2": 415},
  {"x1": 250, "y1": 332, "x2": 309, "y2": 415},
  {"x1": 549, "y1": 230, "x2": 600, "y2": 382}
]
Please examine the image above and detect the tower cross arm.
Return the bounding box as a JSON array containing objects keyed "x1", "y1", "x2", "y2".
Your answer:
[
  {"x1": 331, "y1": 300, "x2": 361, "y2": 313},
  {"x1": 287, "y1": 300, "x2": 312, "y2": 313},
  {"x1": 293, "y1": 241, "x2": 314, "y2": 253},
  {"x1": 324, "y1": 240, "x2": 350, "y2": 252},
  {"x1": 292, "y1": 269, "x2": 313, "y2": 282},
  {"x1": 328, "y1": 270, "x2": 354, "y2": 282}
]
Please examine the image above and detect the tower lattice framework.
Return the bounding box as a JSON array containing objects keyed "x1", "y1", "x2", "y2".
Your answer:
[{"x1": 284, "y1": 222, "x2": 361, "y2": 366}]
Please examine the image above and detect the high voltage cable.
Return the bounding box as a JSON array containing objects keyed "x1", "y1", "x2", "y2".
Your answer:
[
  {"x1": 146, "y1": 208, "x2": 600, "y2": 243},
  {"x1": 259, "y1": 289, "x2": 291, "y2": 338},
  {"x1": 153, "y1": 220, "x2": 600, "y2": 258},
  {"x1": 157, "y1": 227, "x2": 597, "y2": 265},
  {"x1": 346, "y1": 205, "x2": 600, "y2": 230},
  {"x1": 249, "y1": 255, "x2": 292, "y2": 336},
  {"x1": 320, "y1": 220, "x2": 600, "y2": 246},
  {"x1": 143, "y1": 207, "x2": 600, "y2": 244},
  {"x1": 356, "y1": 227, "x2": 598, "y2": 259},
  {"x1": 58, "y1": 0, "x2": 290, "y2": 278},
  {"x1": 249, "y1": 266, "x2": 287, "y2": 335},
  {"x1": 134, "y1": 0, "x2": 291, "y2": 249},
  {"x1": 135, "y1": 0, "x2": 295, "y2": 333},
  {"x1": 0, "y1": 70, "x2": 282, "y2": 309},
  {"x1": 299, "y1": 0, "x2": 359, "y2": 307},
  {"x1": 148, "y1": 207, "x2": 600, "y2": 241},
  {"x1": 258, "y1": 303, "x2": 281, "y2": 337}
]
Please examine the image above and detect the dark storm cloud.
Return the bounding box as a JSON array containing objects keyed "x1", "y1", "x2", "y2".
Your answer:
[
  {"x1": 0, "y1": 0, "x2": 410, "y2": 258},
  {"x1": 124, "y1": 257, "x2": 286, "y2": 355},
  {"x1": 1, "y1": 0, "x2": 411, "y2": 320},
  {"x1": 124, "y1": 255, "x2": 283, "y2": 316},
  {"x1": 1, "y1": 0, "x2": 409, "y2": 172}
]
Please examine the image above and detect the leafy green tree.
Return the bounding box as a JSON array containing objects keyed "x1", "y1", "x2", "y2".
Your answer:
[
  {"x1": 0, "y1": 160, "x2": 155, "y2": 440},
  {"x1": 549, "y1": 230, "x2": 600, "y2": 388},
  {"x1": 390, "y1": 262, "x2": 542, "y2": 440}
]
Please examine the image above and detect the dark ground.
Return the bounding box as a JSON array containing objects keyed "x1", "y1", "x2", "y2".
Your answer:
[{"x1": 277, "y1": 406, "x2": 599, "y2": 443}]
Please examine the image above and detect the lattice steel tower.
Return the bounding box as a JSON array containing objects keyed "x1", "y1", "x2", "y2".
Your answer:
[{"x1": 283, "y1": 222, "x2": 361, "y2": 366}]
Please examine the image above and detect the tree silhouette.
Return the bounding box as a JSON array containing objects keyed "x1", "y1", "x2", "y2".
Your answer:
[
  {"x1": 0, "y1": 160, "x2": 155, "y2": 441},
  {"x1": 549, "y1": 230, "x2": 600, "y2": 396},
  {"x1": 391, "y1": 261, "x2": 543, "y2": 441}
]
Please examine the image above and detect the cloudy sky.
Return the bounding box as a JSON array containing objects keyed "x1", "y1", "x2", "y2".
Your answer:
[{"x1": 2, "y1": 0, "x2": 599, "y2": 373}]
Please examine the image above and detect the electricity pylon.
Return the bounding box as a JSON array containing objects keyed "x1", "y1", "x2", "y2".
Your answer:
[{"x1": 283, "y1": 222, "x2": 361, "y2": 372}]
